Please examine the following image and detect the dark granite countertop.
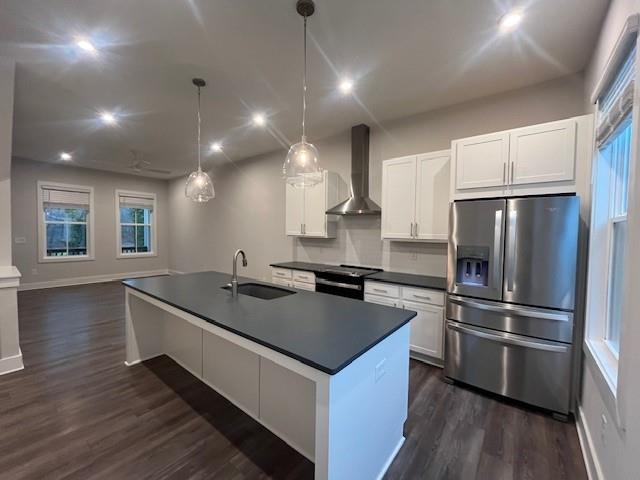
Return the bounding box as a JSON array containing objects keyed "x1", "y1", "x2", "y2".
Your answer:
[
  {"x1": 269, "y1": 261, "x2": 336, "y2": 274},
  {"x1": 366, "y1": 271, "x2": 447, "y2": 291},
  {"x1": 123, "y1": 271, "x2": 415, "y2": 375}
]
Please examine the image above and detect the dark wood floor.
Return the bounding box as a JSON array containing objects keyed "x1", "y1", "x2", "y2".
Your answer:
[{"x1": 0, "y1": 282, "x2": 587, "y2": 479}]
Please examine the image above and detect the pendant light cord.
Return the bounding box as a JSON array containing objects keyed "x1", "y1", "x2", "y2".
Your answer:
[
  {"x1": 302, "y1": 15, "x2": 307, "y2": 140},
  {"x1": 197, "y1": 84, "x2": 202, "y2": 171}
]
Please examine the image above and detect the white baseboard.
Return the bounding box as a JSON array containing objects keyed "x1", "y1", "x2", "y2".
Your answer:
[
  {"x1": 0, "y1": 349, "x2": 24, "y2": 376},
  {"x1": 576, "y1": 406, "x2": 603, "y2": 480},
  {"x1": 168, "y1": 269, "x2": 185, "y2": 275},
  {"x1": 18, "y1": 269, "x2": 170, "y2": 291},
  {"x1": 375, "y1": 435, "x2": 405, "y2": 480}
]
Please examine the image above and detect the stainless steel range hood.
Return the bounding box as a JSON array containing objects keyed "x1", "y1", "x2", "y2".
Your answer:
[{"x1": 326, "y1": 124, "x2": 381, "y2": 215}]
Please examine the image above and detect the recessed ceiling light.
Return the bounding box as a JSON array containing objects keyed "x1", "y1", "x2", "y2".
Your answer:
[
  {"x1": 59, "y1": 152, "x2": 72, "y2": 161},
  {"x1": 252, "y1": 113, "x2": 266, "y2": 126},
  {"x1": 210, "y1": 142, "x2": 223, "y2": 152},
  {"x1": 498, "y1": 10, "x2": 523, "y2": 33},
  {"x1": 100, "y1": 111, "x2": 117, "y2": 125},
  {"x1": 75, "y1": 37, "x2": 97, "y2": 55},
  {"x1": 339, "y1": 78, "x2": 354, "y2": 95}
]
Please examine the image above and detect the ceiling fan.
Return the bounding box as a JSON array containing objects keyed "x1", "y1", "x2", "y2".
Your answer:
[{"x1": 128, "y1": 150, "x2": 172, "y2": 175}]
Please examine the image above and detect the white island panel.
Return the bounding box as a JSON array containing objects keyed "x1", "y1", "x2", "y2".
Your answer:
[{"x1": 125, "y1": 287, "x2": 410, "y2": 480}]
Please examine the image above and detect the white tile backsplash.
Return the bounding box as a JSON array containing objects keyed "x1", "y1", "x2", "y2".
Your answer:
[{"x1": 293, "y1": 216, "x2": 447, "y2": 276}]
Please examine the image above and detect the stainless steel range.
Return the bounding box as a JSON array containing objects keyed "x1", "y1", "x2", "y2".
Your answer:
[
  {"x1": 445, "y1": 195, "x2": 579, "y2": 417},
  {"x1": 315, "y1": 265, "x2": 383, "y2": 300}
]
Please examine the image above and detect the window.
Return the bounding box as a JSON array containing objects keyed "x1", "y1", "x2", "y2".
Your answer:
[
  {"x1": 586, "y1": 44, "x2": 636, "y2": 390},
  {"x1": 602, "y1": 120, "x2": 631, "y2": 355},
  {"x1": 38, "y1": 182, "x2": 94, "y2": 262},
  {"x1": 116, "y1": 190, "x2": 156, "y2": 258}
]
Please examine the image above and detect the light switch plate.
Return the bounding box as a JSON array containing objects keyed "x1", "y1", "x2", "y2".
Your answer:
[{"x1": 14, "y1": 237, "x2": 26, "y2": 244}]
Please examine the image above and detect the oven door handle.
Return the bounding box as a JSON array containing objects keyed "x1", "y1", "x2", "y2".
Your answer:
[
  {"x1": 316, "y1": 278, "x2": 362, "y2": 290},
  {"x1": 447, "y1": 321, "x2": 569, "y2": 353}
]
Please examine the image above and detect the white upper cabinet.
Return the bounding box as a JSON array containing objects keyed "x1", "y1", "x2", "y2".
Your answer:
[
  {"x1": 285, "y1": 183, "x2": 305, "y2": 236},
  {"x1": 381, "y1": 155, "x2": 416, "y2": 239},
  {"x1": 381, "y1": 151, "x2": 450, "y2": 242},
  {"x1": 415, "y1": 152, "x2": 450, "y2": 241},
  {"x1": 450, "y1": 114, "x2": 592, "y2": 200},
  {"x1": 509, "y1": 119, "x2": 576, "y2": 186},
  {"x1": 285, "y1": 170, "x2": 342, "y2": 238},
  {"x1": 454, "y1": 132, "x2": 509, "y2": 191}
]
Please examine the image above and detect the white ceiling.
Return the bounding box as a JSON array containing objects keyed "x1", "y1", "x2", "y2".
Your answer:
[{"x1": 0, "y1": 0, "x2": 609, "y2": 178}]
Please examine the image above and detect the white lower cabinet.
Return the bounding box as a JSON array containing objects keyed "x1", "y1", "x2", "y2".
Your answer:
[
  {"x1": 364, "y1": 294, "x2": 399, "y2": 308},
  {"x1": 293, "y1": 281, "x2": 315, "y2": 291},
  {"x1": 272, "y1": 277, "x2": 293, "y2": 288},
  {"x1": 364, "y1": 280, "x2": 444, "y2": 365},
  {"x1": 271, "y1": 267, "x2": 315, "y2": 291},
  {"x1": 401, "y1": 300, "x2": 443, "y2": 360}
]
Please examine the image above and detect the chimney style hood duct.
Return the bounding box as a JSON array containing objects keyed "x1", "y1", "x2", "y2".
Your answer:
[{"x1": 326, "y1": 124, "x2": 381, "y2": 215}]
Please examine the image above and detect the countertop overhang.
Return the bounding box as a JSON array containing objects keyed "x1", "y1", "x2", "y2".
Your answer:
[{"x1": 123, "y1": 271, "x2": 415, "y2": 375}]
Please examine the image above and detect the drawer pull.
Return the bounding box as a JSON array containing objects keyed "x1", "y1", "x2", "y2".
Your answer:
[
  {"x1": 412, "y1": 294, "x2": 432, "y2": 301},
  {"x1": 373, "y1": 288, "x2": 387, "y2": 293}
]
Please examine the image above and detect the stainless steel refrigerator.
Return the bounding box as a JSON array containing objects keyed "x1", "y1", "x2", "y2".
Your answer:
[{"x1": 444, "y1": 195, "x2": 579, "y2": 416}]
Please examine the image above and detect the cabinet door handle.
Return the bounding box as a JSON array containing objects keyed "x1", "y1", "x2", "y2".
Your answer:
[
  {"x1": 502, "y1": 163, "x2": 506, "y2": 185},
  {"x1": 510, "y1": 161, "x2": 515, "y2": 184},
  {"x1": 414, "y1": 223, "x2": 419, "y2": 237}
]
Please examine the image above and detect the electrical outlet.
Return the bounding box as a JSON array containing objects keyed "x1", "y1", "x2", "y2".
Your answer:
[
  {"x1": 375, "y1": 358, "x2": 386, "y2": 382},
  {"x1": 601, "y1": 413, "x2": 607, "y2": 444},
  {"x1": 411, "y1": 251, "x2": 418, "y2": 261}
]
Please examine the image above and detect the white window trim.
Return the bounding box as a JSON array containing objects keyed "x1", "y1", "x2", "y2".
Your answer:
[
  {"x1": 37, "y1": 181, "x2": 95, "y2": 263},
  {"x1": 585, "y1": 14, "x2": 640, "y2": 432},
  {"x1": 115, "y1": 189, "x2": 157, "y2": 259}
]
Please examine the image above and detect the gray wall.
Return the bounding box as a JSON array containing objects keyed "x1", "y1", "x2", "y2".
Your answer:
[
  {"x1": 169, "y1": 73, "x2": 588, "y2": 281},
  {"x1": 12, "y1": 159, "x2": 170, "y2": 286},
  {"x1": 0, "y1": 57, "x2": 15, "y2": 267},
  {"x1": 578, "y1": 2, "x2": 640, "y2": 480}
]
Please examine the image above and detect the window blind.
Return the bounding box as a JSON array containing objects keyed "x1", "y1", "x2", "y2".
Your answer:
[
  {"x1": 42, "y1": 187, "x2": 90, "y2": 208},
  {"x1": 597, "y1": 46, "x2": 636, "y2": 146},
  {"x1": 119, "y1": 195, "x2": 154, "y2": 210}
]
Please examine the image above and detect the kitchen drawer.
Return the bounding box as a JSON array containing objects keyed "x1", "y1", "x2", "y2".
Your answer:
[
  {"x1": 293, "y1": 280, "x2": 315, "y2": 291},
  {"x1": 402, "y1": 287, "x2": 444, "y2": 306},
  {"x1": 444, "y1": 321, "x2": 572, "y2": 414},
  {"x1": 364, "y1": 281, "x2": 400, "y2": 299},
  {"x1": 364, "y1": 294, "x2": 400, "y2": 308},
  {"x1": 271, "y1": 267, "x2": 292, "y2": 280},
  {"x1": 272, "y1": 277, "x2": 292, "y2": 288},
  {"x1": 292, "y1": 270, "x2": 315, "y2": 283}
]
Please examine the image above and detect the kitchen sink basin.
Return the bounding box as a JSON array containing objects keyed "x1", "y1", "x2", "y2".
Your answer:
[{"x1": 222, "y1": 283, "x2": 296, "y2": 300}]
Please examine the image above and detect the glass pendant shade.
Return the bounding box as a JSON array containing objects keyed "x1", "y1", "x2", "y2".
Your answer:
[
  {"x1": 185, "y1": 167, "x2": 215, "y2": 202},
  {"x1": 185, "y1": 77, "x2": 215, "y2": 203},
  {"x1": 283, "y1": 137, "x2": 321, "y2": 188},
  {"x1": 284, "y1": 0, "x2": 321, "y2": 188}
]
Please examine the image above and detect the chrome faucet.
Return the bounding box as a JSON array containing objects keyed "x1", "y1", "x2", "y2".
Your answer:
[{"x1": 230, "y1": 249, "x2": 248, "y2": 297}]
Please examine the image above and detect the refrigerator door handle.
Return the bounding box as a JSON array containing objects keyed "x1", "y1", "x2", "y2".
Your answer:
[
  {"x1": 493, "y1": 209, "x2": 503, "y2": 285},
  {"x1": 506, "y1": 209, "x2": 517, "y2": 291},
  {"x1": 448, "y1": 295, "x2": 572, "y2": 322},
  {"x1": 447, "y1": 321, "x2": 569, "y2": 353}
]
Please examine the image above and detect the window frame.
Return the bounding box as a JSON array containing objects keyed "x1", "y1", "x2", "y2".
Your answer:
[
  {"x1": 37, "y1": 181, "x2": 95, "y2": 263},
  {"x1": 585, "y1": 19, "x2": 639, "y2": 429},
  {"x1": 115, "y1": 189, "x2": 157, "y2": 259}
]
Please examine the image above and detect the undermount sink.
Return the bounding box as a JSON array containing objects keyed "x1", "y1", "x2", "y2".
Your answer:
[{"x1": 222, "y1": 282, "x2": 296, "y2": 300}]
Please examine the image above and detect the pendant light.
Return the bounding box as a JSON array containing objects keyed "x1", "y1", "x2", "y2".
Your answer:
[
  {"x1": 283, "y1": 0, "x2": 321, "y2": 188},
  {"x1": 185, "y1": 78, "x2": 215, "y2": 202}
]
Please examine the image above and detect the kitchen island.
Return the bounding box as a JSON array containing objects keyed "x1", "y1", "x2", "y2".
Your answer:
[{"x1": 123, "y1": 271, "x2": 415, "y2": 480}]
